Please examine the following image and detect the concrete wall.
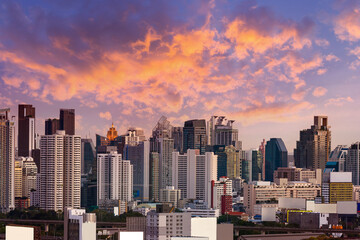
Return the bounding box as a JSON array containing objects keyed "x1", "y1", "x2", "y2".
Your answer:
[
  {"x1": 330, "y1": 172, "x2": 352, "y2": 183},
  {"x1": 262, "y1": 207, "x2": 276, "y2": 222},
  {"x1": 6, "y1": 226, "x2": 34, "y2": 240},
  {"x1": 217, "y1": 224, "x2": 233, "y2": 240},
  {"x1": 191, "y1": 217, "x2": 217, "y2": 240},
  {"x1": 337, "y1": 201, "x2": 357, "y2": 214},
  {"x1": 279, "y1": 197, "x2": 305, "y2": 209}
]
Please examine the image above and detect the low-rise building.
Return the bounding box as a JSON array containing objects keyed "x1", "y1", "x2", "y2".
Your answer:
[{"x1": 160, "y1": 186, "x2": 181, "y2": 208}]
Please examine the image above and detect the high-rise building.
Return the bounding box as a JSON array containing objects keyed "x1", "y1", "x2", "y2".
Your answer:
[
  {"x1": 172, "y1": 149, "x2": 217, "y2": 207},
  {"x1": 345, "y1": 142, "x2": 360, "y2": 185},
  {"x1": 123, "y1": 140, "x2": 150, "y2": 201},
  {"x1": 0, "y1": 108, "x2": 15, "y2": 213},
  {"x1": 45, "y1": 118, "x2": 60, "y2": 135},
  {"x1": 97, "y1": 151, "x2": 133, "y2": 204},
  {"x1": 225, "y1": 145, "x2": 241, "y2": 179},
  {"x1": 265, "y1": 138, "x2": 288, "y2": 182},
  {"x1": 40, "y1": 130, "x2": 81, "y2": 211},
  {"x1": 81, "y1": 139, "x2": 96, "y2": 175},
  {"x1": 207, "y1": 116, "x2": 238, "y2": 146},
  {"x1": 150, "y1": 152, "x2": 160, "y2": 201},
  {"x1": 18, "y1": 104, "x2": 35, "y2": 157},
  {"x1": 172, "y1": 126, "x2": 183, "y2": 153},
  {"x1": 158, "y1": 138, "x2": 174, "y2": 190},
  {"x1": 329, "y1": 145, "x2": 348, "y2": 172},
  {"x1": 60, "y1": 109, "x2": 75, "y2": 135},
  {"x1": 259, "y1": 139, "x2": 266, "y2": 180},
  {"x1": 206, "y1": 145, "x2": 227, "y2": 179},
  {"x1": 14, "y1": 157, "x2": 37, "y2": 198},
  {"x1": 294, "y1": 116, "x2": 331, "y2": 170},
  {"x1": 183, "y1": 119, "x2": 207, "y2": 155}
]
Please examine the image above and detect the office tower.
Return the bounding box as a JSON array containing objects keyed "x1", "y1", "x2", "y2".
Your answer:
[
  {"x1": 60, "y1": 109, "x2": 75, "y2": 135},
  {"x1": 18, "y1": 104, "x2": 35, "y2": 157},
  {"x1": 40, "y1": 130, "x2": 81, "y2": 211},
  {"x1": 172, "y1": 126, "x2": 183, "y2": 153},
  {"x1": 172, "y1": 149, "x2": 217, "y2": 206},
  {"x1": 106, "y1": 123, "x2": 118, "y2": 141},
  {"x1": 183, "y1": 119, "x2": 206, "y2": 154},
  {"x1": 159, "y1": 186, "x2": 181, "y2": 207},
  {"x1": 207, "y1": 116, "x2": 239, "y2": 146},
  {"x1": 0, "y1": 108, "x2": 15, "y2": 213},
  {"x1": 346, "y1": 142, "x2": 360, "y2": 185},
  {"x1": 225, "y1": 145, "x2": 241, "y2": 179},
  {"x1": 151, "y1": 116, "x2": 173, "y2": 141},
  {"x1": 123, "y1": 140, "x2": 150, "y2": 201},
  {"x1": 259, "y1": 139, "x2": 265, "y2": 180},
  {"x1": 81, "y1": 139, "x2": 96, "y2": 175},
  {"x1": 45, "y1": 118, "x2": 60, "y2": 135},
  {"x1": 265, "y1": 138, "x2": 288, "y2": 182},
  {"x1": 15, "y1": 157, "x2": 37, "y2": 198},
  {"x1": 244, "y1": 149, "x2": 260, "y2": 181},
  {"x1": 158, "y1": 138, "x2": 174, "y2": 190},
  {"x1": 294, "y1": 116, "x2": 331, "y2": 170},
  {"x1": 124, "y1": 127, "x2": 146, "y2": 146},
  {"x1": 330, "y1": 145, "x2": 348, "y2": 172},
  {"x1": 150, "y1": 152, "x2": 160, "y2": 201},
  {"x1": 328, "y1": 172, "x2": 353, "y2": 203},
  {"x1": 241, "y1": 154, "x2": 251, "y2": 182},
  {"x1": 207, "y1": 145, "x2": 227, "y2": 179},
  {"x1": 97, "y1": 151, "x2": 133, "y2": 203}
]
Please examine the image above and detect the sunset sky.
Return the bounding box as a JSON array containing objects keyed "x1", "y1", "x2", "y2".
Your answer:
[{"x1": 1, "y1": 0, "x2": 360, "y2": 153}]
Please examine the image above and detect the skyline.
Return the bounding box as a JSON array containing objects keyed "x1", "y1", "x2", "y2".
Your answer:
[{"x1": 1, "y1": 0, "x2": 360, "y2": 151}]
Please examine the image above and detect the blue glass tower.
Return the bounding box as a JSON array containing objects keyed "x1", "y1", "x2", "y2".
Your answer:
[{"x1": 265, "y1": 138, "x2": 288, "y2": 181}]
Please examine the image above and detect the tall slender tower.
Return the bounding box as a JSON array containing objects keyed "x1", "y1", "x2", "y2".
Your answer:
[
  {"x1": 294, "y1": 116, "x2": 331, "y2": 170},
  {"x1": 40, "y1": 130, "x2": 81, "y2": 211},
  {"x1": 183, "y1": 119, "x2": 206, "y2": 155},
  {"x1": 18, "y1": 104, "x2": 36, "y2": 157},
  {"x1": 0, "y1": 108, "x2": 15, "y2": 213},
  {"x1": 60, "y1": 109, "x2": 75, "y2": 135}
]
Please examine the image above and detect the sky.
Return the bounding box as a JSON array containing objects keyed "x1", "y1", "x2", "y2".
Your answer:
[{"x1": 1, "y1": 0, "x2": 360, "y2": 153}]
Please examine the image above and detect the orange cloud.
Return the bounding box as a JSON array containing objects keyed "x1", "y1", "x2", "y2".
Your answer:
[
  {"x1": 312, "y1": 87, "x2": 327, "y2": 97},
  {"x1": 334, "y1": 8, "x2": 360, "y2": 41},
  {"x1": 99, "y1": 111, "x2": 112, "y2": 120},
  {"x1": 325, "y1": 97, "x2": 354, "y2": 106}
]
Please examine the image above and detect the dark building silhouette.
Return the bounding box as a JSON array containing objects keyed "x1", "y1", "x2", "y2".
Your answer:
[
  {"x1": 45, "y1": 118, "x2": 60, "y2": 135},
  {"x1": 18, "y1": 104, "x2": 36, "y2": 157},
  {"x1": 294, "y1": 116, "x2": 331, "y2": 170},
  {"x1": 60, "y1": 109, "x2": 75, "y2": 135},
  {"x1": 265, "y1": 138, "x2": 288, "y2": 181},
  {"x1": 183, "y1": 119, "x2": 206, "y2": 155},
  {"x1": 172, "y1": 127, "x2": 183, "y2": 153}
]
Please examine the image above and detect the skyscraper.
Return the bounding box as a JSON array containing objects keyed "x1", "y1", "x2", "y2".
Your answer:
[
  {"x1": 0, "y1": 108, "x2": 15, "y2": 213},
  {"x1": 183, "y1": 119, "x2": 206, "y2": 155},
  {"x1": 60, "y1": 109, "x2": 75, "y2": 135},
  {"x1": 172, "y1": 149, "x2": 217, "y2": 207},
  {"x1": 172, "y1": 126, "x2": 183, "y2": 153},
  {"x1": 40, "y1": 130, "x2": 81, "y2": 211},
  {"x1": 45, "y1": 118, "x2": 60, "y2": 135},
  {"x1": 81, "y1": 139, "x2": 96, "y2": 175},
  {"x1": 18, "y1": 104, "x2": 36, "y2": 157},
  {"x1": 97, "y1": 151, "x2": 133, "y2": 203},
  {"x1": 265, "y1": 138, "x2": 288, "y2": 182},
  {"x1": 329, "y1": 145, "x2": 348, "y2": 172},
  {"x1": 259, "y1": 139, "x2": 266, "y2": 180},
  {"x1": 294, "y1": 116, "x2": 331, "y2": 170},
  {"x1": 207, "y1": 116, "x2": 239, "y2": 146},
  {"x1": 123, "y1": 138, "x2": 150, "y2": 201},
  {"x1": 345, "y1": 142, "x2": 360, "y2": 185}
]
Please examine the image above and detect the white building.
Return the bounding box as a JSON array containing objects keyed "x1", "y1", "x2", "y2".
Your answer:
[
  {"x1": 64, "y1": 208, "x2": 96, "y2": 240},
  {"x1": 146, "y1": 212, "x2": 191, "y2": 240},
  {"x1": 97, "y1": 151, "x2": 133, "y2": 204},
  {"x1": 172, "y1": 150, "x2": 217, "y2": 207},
  {"x1": 40, "y1": 130, "x2": 81, "y2": 211},
  {"x1": 160, "y1": 186, "x2": 181, "y2": 207},
  {"x1": 191, "y1": 217, "x2": 217, "y2": 240},
  {"x1": 0, "y1": 108, "x2": 15, "y2": 213},
  {"x1": 181, "y1": 208, "x2": 219, "y2": 218}
]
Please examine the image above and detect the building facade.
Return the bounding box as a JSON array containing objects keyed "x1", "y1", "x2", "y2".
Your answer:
[
  {"x1": 18, "y1": 104, "x2": 36, "y2": 158},
  {"x1": 183, "y1": 119, "x2": 206, "y2": 155},
  {"x1": 265, "y1": 138, "x2": 288, "y2": 182}
]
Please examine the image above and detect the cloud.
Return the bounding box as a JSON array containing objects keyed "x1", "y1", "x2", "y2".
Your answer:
[
  {"x1": 325, "y1": 54, "x2": 340, "y2": 62},
  {"x1": 229, "y1": 101, "x2": 314, "y2": 126},
  {"x1": 325, "y1": 97, "x2": 354, "y2": 106},
  {"x1": 0, "y1": 1, "x2": 324, "y2": 123},
  {"x1": 312, "y1": 87, "x2": 327, "y2": 97},
  {"x1": 99, "y1": 111, "x2": 112, "y2": 120},
  {"x1": 317, "y1": 68, "x2": 327, "y2": 75},
  {"x1": 315, "y1": 39, "x2": 330, "y2": 47},
  {"x1": 334, "y1": 7, "x2": 360, "y2": 42}
]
